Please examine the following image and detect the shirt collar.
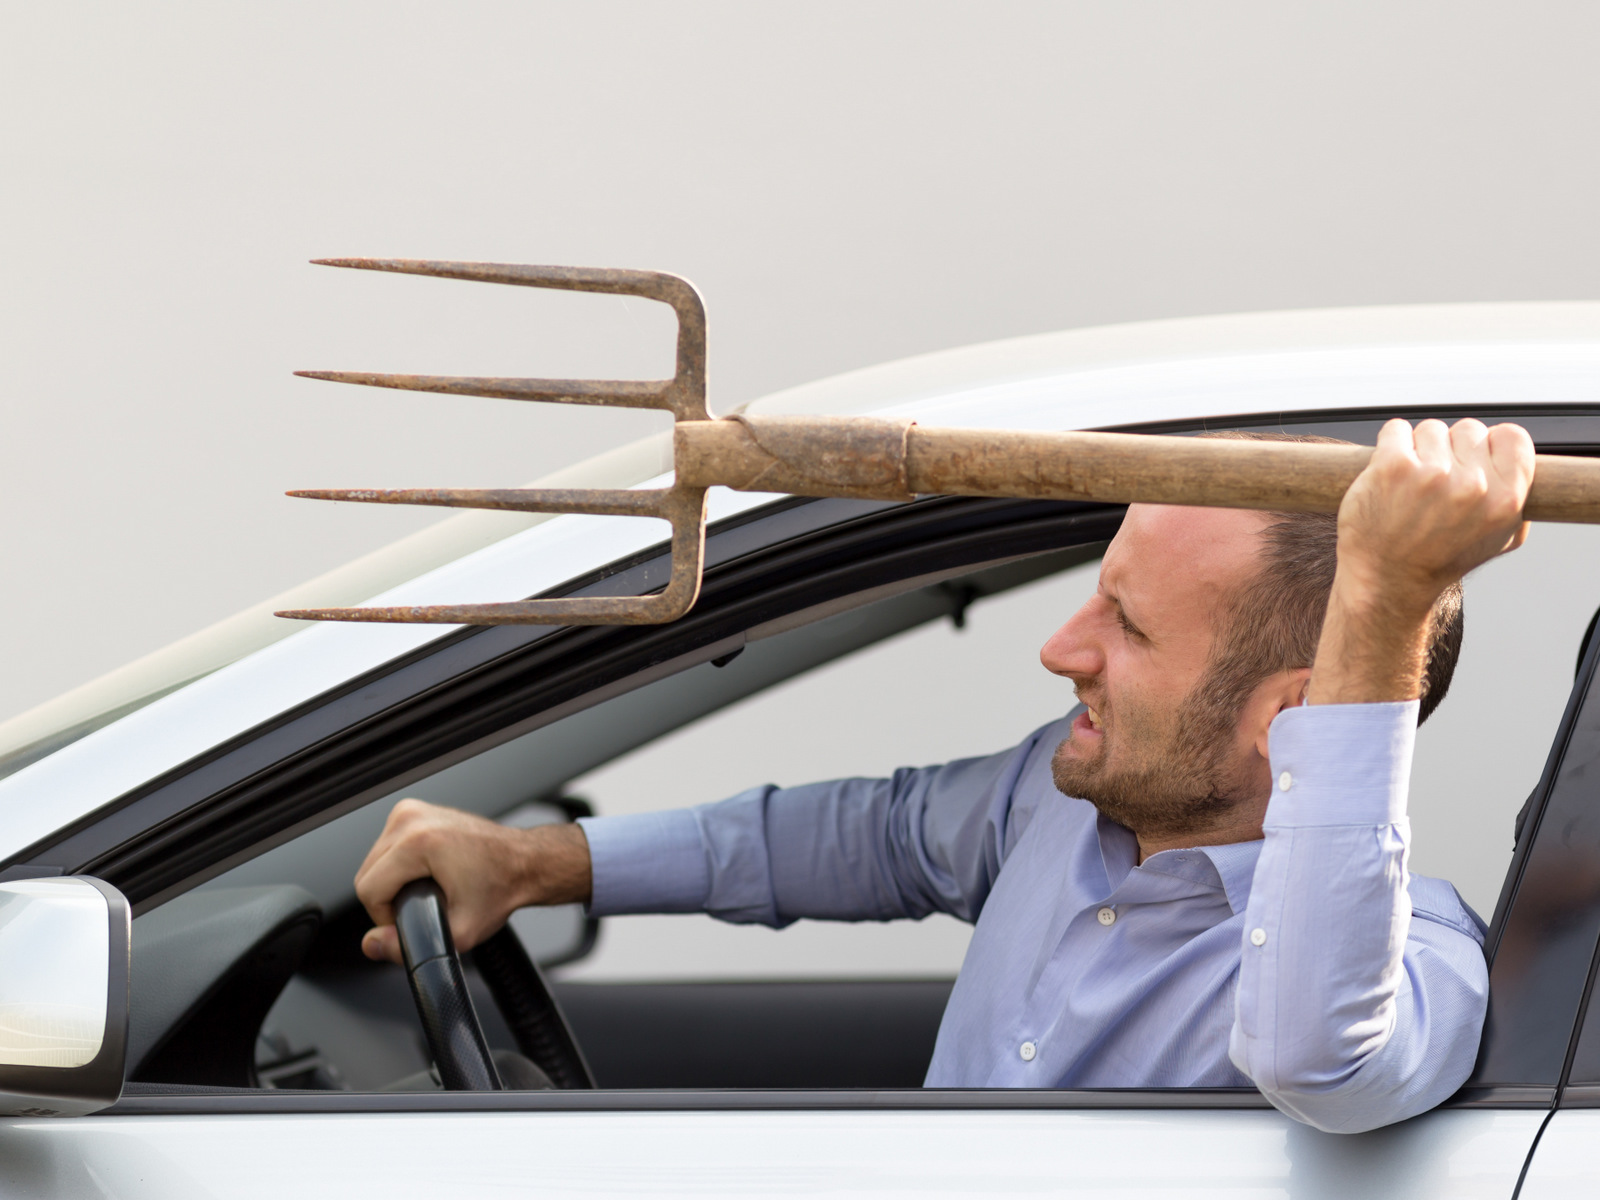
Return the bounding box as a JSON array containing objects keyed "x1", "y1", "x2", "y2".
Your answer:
[
  {"x1": 1092, "y1": 814, "x2": 1263, "y2": 915},
  {"x1": 1093, "y1": 814, "x2": 1138, "y2": 891},
  {"x1": 1196, "y1": 839, "x2": 1263, "y2": 915}
]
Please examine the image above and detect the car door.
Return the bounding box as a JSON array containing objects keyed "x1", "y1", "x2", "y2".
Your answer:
[{"x1": 1, "y1": 405, "x2": 1595, "y2": 1198}]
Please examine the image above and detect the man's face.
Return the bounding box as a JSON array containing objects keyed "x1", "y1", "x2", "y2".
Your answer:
[{"x1": 1041, "y1": 504, "x2": 1271, "y2": 840}]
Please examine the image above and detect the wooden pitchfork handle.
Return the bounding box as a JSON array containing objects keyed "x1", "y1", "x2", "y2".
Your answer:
[{"x1": 676, "y1": 415, "x2": 1600, "y2": 523}]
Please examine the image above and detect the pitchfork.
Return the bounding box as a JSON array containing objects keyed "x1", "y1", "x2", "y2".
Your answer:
[{"x1": 280, "y1": 260, "x2": 1600, "y2": 626}]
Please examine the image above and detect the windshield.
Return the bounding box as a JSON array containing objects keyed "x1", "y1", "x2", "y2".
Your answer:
[{"x1": 0, "y1": 434, "x2": 674, "y2": 782}]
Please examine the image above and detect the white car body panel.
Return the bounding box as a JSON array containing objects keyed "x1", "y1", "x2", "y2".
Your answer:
[
  {"x1": 1514, "y1": 1110, "x2": 1598, "y2": 1199},
  {"x1": 4, "y1": 1108, "x2": 1544, "y2": 1199},
  {"x1": 4, "y1": 305, "x2": 1600, "y2": 865}
]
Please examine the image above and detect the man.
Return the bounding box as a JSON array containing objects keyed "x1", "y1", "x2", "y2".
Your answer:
[{"x1": 355, "y1": 416, "x2": 1533, "y2": 1133}]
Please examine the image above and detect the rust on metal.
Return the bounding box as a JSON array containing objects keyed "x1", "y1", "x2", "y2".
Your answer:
[
  {"x1": 281, "y1": 258, "x2": 1600, "y2": 628},
  {"x1": 282, "y1": 483, "x2": 707, "y2": 626},
  {"x1": 293, "y1": 374, "x2": 682, "y2": 412},
  {"x1": 296, "y1": 259, "x2": 708, "y2": 421}
]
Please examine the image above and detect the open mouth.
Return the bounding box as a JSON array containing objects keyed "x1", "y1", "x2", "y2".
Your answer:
[{"x1": 1070, "y1": 703, "x2": 1105, "y2": 746}]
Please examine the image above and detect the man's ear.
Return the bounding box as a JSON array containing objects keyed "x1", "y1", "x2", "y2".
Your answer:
[{"x1": 1250, "y1": 667, "x2": 1314, "y2": 761}]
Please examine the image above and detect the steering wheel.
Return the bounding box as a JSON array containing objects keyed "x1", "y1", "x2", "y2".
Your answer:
[{"x1": 394, "y1": 879, "x2": 594, "y2": 1090}]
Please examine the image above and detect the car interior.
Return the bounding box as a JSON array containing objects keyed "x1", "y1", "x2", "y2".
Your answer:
[{"x1": 112, "y1": 409, "x2": 1600, "y2": 1098}]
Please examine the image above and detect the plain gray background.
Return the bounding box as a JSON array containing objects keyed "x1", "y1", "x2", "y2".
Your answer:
[{"x1": 4, "y1": 2, "x2": 1599, "y2": 724}]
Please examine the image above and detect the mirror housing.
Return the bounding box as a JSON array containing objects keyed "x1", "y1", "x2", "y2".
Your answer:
[{"x1": 0, "y1": 876, "x2": 129, "y2": 1115}]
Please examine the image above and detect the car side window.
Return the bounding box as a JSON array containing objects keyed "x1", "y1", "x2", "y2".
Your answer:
[{"x1": 1409, "y1": 522, "x2": 1600, "y2": 920}]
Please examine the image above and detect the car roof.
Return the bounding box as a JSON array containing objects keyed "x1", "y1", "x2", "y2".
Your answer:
[{"x1": 3, "y1": 300, "x2": 1599, "y2": 859}]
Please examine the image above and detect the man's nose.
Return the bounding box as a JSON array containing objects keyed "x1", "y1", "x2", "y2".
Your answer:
[{"x1": 1040, "y1": 600, "x2": 1105, "y2": 680}]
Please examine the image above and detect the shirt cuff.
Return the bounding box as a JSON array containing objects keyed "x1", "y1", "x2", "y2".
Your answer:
[
  {"x1": 578, "y1": 811, "x2": 711, "y2": 916},
  {"x1": 1265, "y1": 699, "x2": 1419, "y2": 828}
]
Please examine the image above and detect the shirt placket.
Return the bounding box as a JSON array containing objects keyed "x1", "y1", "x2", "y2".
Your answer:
[
  {"x1": 1008, "y1": 859, "x2": 1234, "y2": 1085},
  {"x1": 1005, "y1": 868, "x2": 1162, "y2": 1081}
]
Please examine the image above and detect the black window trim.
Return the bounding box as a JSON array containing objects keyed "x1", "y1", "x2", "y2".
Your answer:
[
  {"x1": 101, "y1": 1083, "x2": 1555, "y2": 1118},
  {"x1": 106, "y1": 1086, "x2": 1273, "y2": 1116}
]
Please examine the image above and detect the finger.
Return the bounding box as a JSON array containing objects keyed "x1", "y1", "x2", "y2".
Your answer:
[
  {"x1": 362, "y1": 924, "x2": 403, "y2": 965},
  {"x1": 354, "y1": 798, "x2": 423, "y2": 883},
  {"x1": 353, "y1": 799, "x2": 440, "y2": 910},
  {"x1": 354, "y1": 829, "x2": 398, "y2": 895},
  {"x1": 1373, "y1": 417, "x2": 1418, "y2": 460},
  {"x1": 1447, "y1": 419, "x2": 1496, "y2": 504},
  {"x1": 1486, "y1": 422, "x2": 1536, "y2": 495},
  {"x1": 450, "y1": 913, "x2": 501, "y2": 955},
  {"x1": 1364, "y1": 420, "x2": 1421, "y2": 492},
  {"x1": 1447, "y1": 417, "x2": 1490, "y2": 466},
  {"x1": 1412, "y1": 418, "x2": 1453, "y2": 471},
  {"x1": 354, "y1": 841, "x2": 432, "y2": 929}
]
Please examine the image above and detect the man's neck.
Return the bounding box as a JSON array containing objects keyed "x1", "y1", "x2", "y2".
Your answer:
[{"x1": 1134, "y1": 808, "x2": 1267, "y2": 865}]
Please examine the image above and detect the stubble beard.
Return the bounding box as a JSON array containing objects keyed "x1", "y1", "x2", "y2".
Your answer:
[{"x1": 1050, "y1": 684, "x2": 1249, "y2": 841}]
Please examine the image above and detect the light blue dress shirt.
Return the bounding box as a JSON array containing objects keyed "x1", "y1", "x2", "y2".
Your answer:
[{"x1": 579, "y1": 701, "x2": 1489, "y2": 1133}]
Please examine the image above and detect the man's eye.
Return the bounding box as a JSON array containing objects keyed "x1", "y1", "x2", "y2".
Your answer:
[{"x1": 1116, "y1": 611, "x2": 1143, "y2": 640}]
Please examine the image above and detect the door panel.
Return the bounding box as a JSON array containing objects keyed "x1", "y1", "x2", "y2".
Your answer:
[
  {"x1": 551, "y1": 980, "x2": 954, "y2": 1088},
  {"x1": 0, "y1": 1108, "x2": 1544, "y2": 1199},
  {"x1": 1511, "y1": 1110, "x2": 1598, "y2": 1198}
]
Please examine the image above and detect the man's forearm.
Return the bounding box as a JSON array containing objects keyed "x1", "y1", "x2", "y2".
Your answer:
[
  {"x1": 1306, "y1": 562, "x2": 1435, "y2": 708},
  {"x1": 520, "y1": 822, "x2": 594, "y2": 907}
]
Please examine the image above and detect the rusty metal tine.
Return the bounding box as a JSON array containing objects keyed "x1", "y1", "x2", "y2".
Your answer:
[
  {"x1": 293, "y1": 371, "x2": 675, "y2": 411},
  {"x1": 278, "y1": 596, "x2": 679, "y2": 625},
  {"x1": 312, "y1": 259, "x2": 687, "y2": 299},
  {"x1": 286, "y1": 258, "x2": 715, "y2": 626},
  {"x1": 277, "y1": 486, "x2": 708, "y2": 626},
  {"x1": 286, "y1": 487, "x2": 669, "y2": 518},
  {"x1": 310, "y1": 258, "x2": 708, "y2": 419}
]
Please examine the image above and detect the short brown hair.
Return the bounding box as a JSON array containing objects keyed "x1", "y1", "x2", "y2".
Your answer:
[{"x1": 1194, "y1": 430, "x2": 1464, "y2": 727}]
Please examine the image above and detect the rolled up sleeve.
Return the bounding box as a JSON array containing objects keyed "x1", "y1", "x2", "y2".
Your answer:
[{"x1": 1229, "y1": 700, "x2": 1489, "y2": 1133}]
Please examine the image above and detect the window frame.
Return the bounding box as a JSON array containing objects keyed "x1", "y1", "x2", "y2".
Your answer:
[{"x1": 1510, "y1": 591, "x2": 1600, "y2": 1111}]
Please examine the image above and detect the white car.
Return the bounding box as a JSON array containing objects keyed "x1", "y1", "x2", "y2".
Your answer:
[{"x1": 2, "y1": 300, "x2": 1599, "y2": 1197}]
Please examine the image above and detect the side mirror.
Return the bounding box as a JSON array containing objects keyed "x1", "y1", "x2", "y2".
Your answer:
[{"x1": 0, "y1": 876, "x2": 129, "y2": 1115}]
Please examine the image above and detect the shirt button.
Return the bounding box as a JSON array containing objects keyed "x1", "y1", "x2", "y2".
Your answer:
[
  {"x1": 1097, "y1": 907, "x2": 1117, "y2": 926},
  {"x1": 1019, "y1": 1041, "x2": 1037, "y2": 1062},
  {"x1": 1250, "y1": 927, "x2": 1268, "y2": 946},
  {"x1": 1278, "y1": 771, "x2": 1293, "y2": 791}
]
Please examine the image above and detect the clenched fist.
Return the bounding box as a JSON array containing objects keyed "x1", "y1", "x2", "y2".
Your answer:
[
  {"x1": 354, "y1": 798, "x2": 593, "y2": 965},
  {"x1": 1309, "y1": 417, "x2": 1534, "y2": 709}
]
